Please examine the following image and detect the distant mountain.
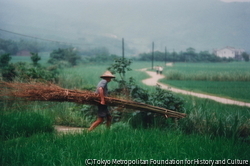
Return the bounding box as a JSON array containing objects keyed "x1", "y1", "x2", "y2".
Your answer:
[{"x1": 0, "y1": 0, "x2": 249, "y2": 55}]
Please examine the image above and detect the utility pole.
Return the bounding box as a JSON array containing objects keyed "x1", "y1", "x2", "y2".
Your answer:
[
  {"x1": 122, "y1": 38, "x2": 125, "y2": 77},
  {"x1": 122, "y1": 38, "x2": 124, "y2": 59},
  {"x1": 152, "y1": 42, "x2": 154, "y2": 70},
  {"x1": 165, "y1": 46, "x2": 167, "y2": 66}
]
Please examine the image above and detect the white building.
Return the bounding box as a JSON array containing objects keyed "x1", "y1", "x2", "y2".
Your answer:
[{"x1": 213, "y1": 46, "x2": 245, "y2": 59}]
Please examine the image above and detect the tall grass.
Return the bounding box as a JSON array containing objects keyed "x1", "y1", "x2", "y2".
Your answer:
[
  {"x1": 1, "y1": 127, "x2": 249, "y2": 166},
  {"x1": 179, "y1": 95, "x2": 250, "y2": 140},
  {"x1": 0, "y1": 111, "x2": 54, "y2": 140}
]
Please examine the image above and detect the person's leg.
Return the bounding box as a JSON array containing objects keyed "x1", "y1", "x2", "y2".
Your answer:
[
  {"x1": 88, "y1": 117, "x2": 104, "y2": 131},
  {"x1": 106, "y1": 115, "x2": 112, "y2": 129}
]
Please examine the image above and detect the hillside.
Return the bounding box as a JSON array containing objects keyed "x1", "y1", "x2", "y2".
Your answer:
[{"x1": 0, "y1": 0, "x2": 249, "y2": 54}]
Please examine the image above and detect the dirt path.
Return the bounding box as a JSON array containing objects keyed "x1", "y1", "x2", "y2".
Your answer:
[
  {"x1": 141, "y1": 69, "x2": 250, "y2": 108},
  {"x1": 54, "y1": 125, "x2": 86, "y2": 133}
]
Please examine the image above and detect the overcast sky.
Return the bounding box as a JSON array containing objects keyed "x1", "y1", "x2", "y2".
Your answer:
[
  {"x1": 0, "y1": 0, "x2": 250, "y2": 54},
  {"x1": 221, "y1": 0, "x2": 250, "y2": 2}
]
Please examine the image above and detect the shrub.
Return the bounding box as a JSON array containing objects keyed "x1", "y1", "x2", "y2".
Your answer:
[
  {"x1": 13, "y1": 62, "x2": 59, "y2": 82},
  {"x1": 108, "y1": 58, "x2": 185, "y2": 128},
  {"x1": 48, "y1": 48, "x2": 81, "y2": 66}
]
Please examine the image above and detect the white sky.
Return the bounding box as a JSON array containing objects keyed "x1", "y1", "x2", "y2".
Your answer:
[{"x1": 221, "y1": 0, "x2": 250, "y2": 2}]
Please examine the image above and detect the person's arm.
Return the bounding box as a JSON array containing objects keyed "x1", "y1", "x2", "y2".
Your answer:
[{"x1": 98, "y1": 87, "x2": 106, "y2": 105}]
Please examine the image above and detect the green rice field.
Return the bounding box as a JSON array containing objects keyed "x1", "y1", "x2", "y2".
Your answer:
[{"x1": 161, "y1": 62, "x2": 250, "y2": 103}]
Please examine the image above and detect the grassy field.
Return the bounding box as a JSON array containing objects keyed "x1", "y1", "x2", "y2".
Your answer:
[
  {"x1": 1, "y1": 57, "x2": 250, "y2": 165},
  {"x1": 161, "y1": 62, "x2": 250, "y2": 103}
]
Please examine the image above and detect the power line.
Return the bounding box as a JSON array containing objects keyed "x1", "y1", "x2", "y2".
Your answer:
[
  {"x1": 0, "y1": 28, "x2": 88, "y2": 46},
  {"x1": 0, "y1": 28, "x2": 158, "y2": 53}
]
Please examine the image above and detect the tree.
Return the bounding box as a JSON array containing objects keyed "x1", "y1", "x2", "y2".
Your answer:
[
  {"x1": 48, "y1": 48, "x2": 81, "y2": 66},
  {"x1": 0, "y1": 53, "x2": 16, "y2": 81},
  {"x1": 241, "y1": 52, "x2": 249, "y2": 62},
  {"x1": 0, "y1": 39, "x2": 18, "y2": 55},
  {"x1": 108, "y1": 57, "x2": 132, "y2": 89},
  {"x1": 30, "y1": 52, "x2": 41, "y2": 66},
  {"x1": 0, "y1": 53, "x2": 11, "y2": 68}
]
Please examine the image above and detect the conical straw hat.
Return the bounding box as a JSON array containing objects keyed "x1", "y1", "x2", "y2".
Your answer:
[{"x1": 100, "y1": 71, "x2": 115, "y2": 78}]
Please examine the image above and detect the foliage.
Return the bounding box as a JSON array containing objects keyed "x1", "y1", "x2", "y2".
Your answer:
[
  {"x1": 0, "y1": 53, "x2": 17, "y2": 81},
  {"x1": 241, "y1": 52, "x2": 249, "y2": 62},
  {"x1": 0, "y1": 53, "x2": 58, "y2": 82},
  {"x1": 30, "y1": 52, "x2": 41, "y2": 67},
  {"x1": 1, "y1": 64, "x2": 17, "y2": 81},
  {"x1": 148, "y1": 86, "x2": 184, "y2": 111},
  {"x1": 14, "y1": 62, "x2": 59, "y2": 82},
  {"x1": 108, "y1": 57, "x2": 132, "y2": 88},
  {"x1": 48, "y1": 48, "x2": 81, "y2": 66},
  {"x1": 0, "y1": 53, "x2": 11, "y2": 67},
  {"x1": 107, "y1": 58, "x2": 184, "y2": 128},
  {"x1": 0, "y1": 38, "x2": 18, "y2": 55}
]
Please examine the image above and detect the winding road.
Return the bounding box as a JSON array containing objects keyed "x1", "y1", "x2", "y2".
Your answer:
[{"x1": 141, "y1": 69, "x2": 250, "y2": 108}]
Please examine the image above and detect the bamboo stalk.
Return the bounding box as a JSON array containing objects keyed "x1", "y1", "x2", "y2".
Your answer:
[{"x1": 0, "y1": 81, "x2": 186, "y2": 118}]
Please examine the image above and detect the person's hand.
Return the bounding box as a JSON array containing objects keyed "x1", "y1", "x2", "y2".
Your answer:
[{"x1": 100, "y1": 99, "x2": 106, "y2": 105}]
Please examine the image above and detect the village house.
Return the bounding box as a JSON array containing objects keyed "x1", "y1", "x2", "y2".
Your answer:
[
  {"x1": 16, "y1": 50, "x2": 32, "y2": 56},
  {"x1": 213, "y1": 46, "x2": 245, "y2": 60}
]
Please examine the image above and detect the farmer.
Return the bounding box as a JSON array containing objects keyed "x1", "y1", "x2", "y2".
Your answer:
[{"x1": 88, "y1": 71, "x2": 115, "y2": 131}]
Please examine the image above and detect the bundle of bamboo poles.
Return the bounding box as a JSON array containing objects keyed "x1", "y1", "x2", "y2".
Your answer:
[{"x1": 0, "y1": 81, "x2": 186, "y2": 119}]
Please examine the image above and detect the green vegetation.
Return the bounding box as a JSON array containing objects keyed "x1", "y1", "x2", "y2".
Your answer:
[
  {"x1": 164, "y1": 62, "x2": 250, "y2": 81},
  {"x1": 163, "y1": 80, "x2": 250, "y2": 103},
  {"x1": 138, "y1": 47, "x2": 240, "y2": 62},
  {"x1": 0, "y1": 111, "x2": 54, "y2": 140},
  {"x1": 1, "y1": 128, "x2": 249, "y2": 166},
  {"x1": 30, "y1": 52, "x2": 41, "y2": 67},
  {"x1": 48, "y1": 48, "x2": 81, "y2": 67},
  {"x1": 1, "y1": 56, "x2": 249, "y2": 165},
  {"x1": 0, "y1": 53, "x2": 58, "y2": 82},
  {"x1": 180, "y1": 95, "x2": 250, "y2": 140},
  {"x1": 0, "y1": 53, "x2": 16, "y2": 81}
]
